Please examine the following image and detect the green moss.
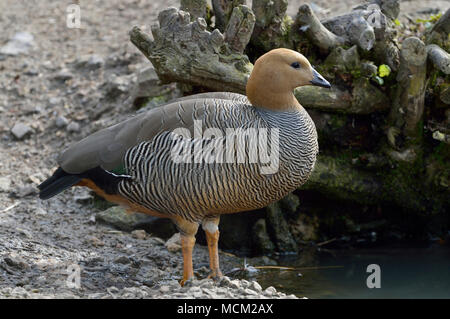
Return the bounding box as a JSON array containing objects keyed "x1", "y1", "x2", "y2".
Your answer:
[
  {"x1": 350, "y1": 69, "x2": 362, "y2": 79},
  {"x1": 92, "y1": 194, "x2": 116, "y2": 211}
]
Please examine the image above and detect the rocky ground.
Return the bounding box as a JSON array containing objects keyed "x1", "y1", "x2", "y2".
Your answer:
[{"x1": 0, "y1": 0, "x2": 448, "y2": 299}]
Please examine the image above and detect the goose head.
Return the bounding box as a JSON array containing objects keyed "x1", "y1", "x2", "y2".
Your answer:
[{"x1": 246, "y1": 48, "x2": 331, "y2": 111}]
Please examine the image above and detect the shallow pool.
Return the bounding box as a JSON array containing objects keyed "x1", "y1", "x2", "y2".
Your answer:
[{"x1": 250, "y1": 245, "x2": 450, "y2": 298}]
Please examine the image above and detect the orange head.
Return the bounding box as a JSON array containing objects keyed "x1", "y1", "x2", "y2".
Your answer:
[{"x1": 246, "y1": 48, "x2": 330, "y2": 111}]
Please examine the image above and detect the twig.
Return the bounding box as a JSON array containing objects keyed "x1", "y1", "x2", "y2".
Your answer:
[
  {"x1": 0, "y1": 201, "x2": 21, "y2": 213},
  {"x1": 316, "y1": 237, "x2": 337, "y2": 247}
]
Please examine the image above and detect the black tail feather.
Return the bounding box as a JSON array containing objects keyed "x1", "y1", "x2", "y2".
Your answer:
[
  {"x1": 38, "y1": 168, "x2": 82, "y2": 200},
  {"x1": 38, "y1": 166, "x2": 128, "y2": 200}
]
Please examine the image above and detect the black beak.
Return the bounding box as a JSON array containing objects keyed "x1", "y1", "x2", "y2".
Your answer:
[{"x1": 310, "y1": 68, "x2": 331, "y2": 88}]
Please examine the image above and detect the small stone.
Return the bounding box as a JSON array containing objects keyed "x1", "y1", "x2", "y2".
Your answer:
[
  {"x1": 240, "y1": 279, "x2": 250, "y2": 288},
  {"x1": 249, "y1": 281, "x2": 262, "y2": 292},
  {"x1": 74, "y1": 193, "x2": 93, "y2": 204},
  {"x1": 87, "y1": 236, "x2": 104, "y2": 247},
  {"x1": 219, "y1": 276, "x2": 231, "y2": 287},
  {"x1": 28, "y1": 173, "x2": 44, "y2": 185},
  {"x1": 243, "y1": 288, "x2": 258, "y2": 296},
  {"x1": 87, "y1": 54, "x2": 104, "y2": 69},
  {"x1": 0, "y1": 177, "x2": 11, "y2": 192},
  {"x1": 165, "y1": 233, "x2": 182, "y2": 252},
  {"x1": 11, "y1": 122, "x2": 32, "y2": 139},
  {"x1": 15, "y1": 228, "x2": 32, "y2": 238},
  {"x1": 48, "y1": 97, "x2": 62, "y2": 106},
  {"x1": 15, "y1": 185, "x2": 36, "y2": 197},
  {"x1": 24, "y1": 68, "x2": 39, "y2": 76},
  {"x1": 4, "y1": 254, "x2": 28, "y2": 270},
  {"x1": 192, "y1": 291, "x2": 203, "y2": 298},
  {"x1": 11, "y1": 287, "x2": 30, "y2": 298},
  {"x1": 199, "y1": 279, "x2": 214, "y2": 289},
  {"x1": 0, "y1": 32, "x2": 34, "y2": 56},
  {"x1": 35, "y1": 207, "x2": 47, "y2": 216},
  {"x1": 76, "y1": 54, "x2": 104, "y2": 70},
  {"x1": 228, "y1": 280, "x2": 240, "y2": 289},
  {"x1": 103, "y1": 75, "x2": 129, "y2": 100},
  {"x1": 67, "y1": 122, "x2": 80, "y2": 133},
  {"x1": 148, "y1": 237, "x2": 166, "y2": 246},
  {"x1": 202, "y1": 288, "x2": 219, "y2": 298},
  {"x1": 215, "y1": 287, "x2": 228, "y2": 295},
  {"x1": 55, "y1": 115, "x2": 69, "y2": 128},
  {"x1": 187, "y1": 286, "x2": 202, "y2": 293},
  {"x1": 131, "y1": 229, "x2": 147, "y2": 240},
  {"x1": 96, "y1": 206, "x2": 151, "y2": 231},
  {"x1": 53, "y1": 69, "x2": 73, "y2": 81},
  {"x1": 114, "y1": 256, "x2": 130, "y2": 264},
  {"x1": 159, "y1": 285, "x2": 170, "y2": 293},
  {"x1": 264, "y1": 286, "x2": 277, "y2": 296}
]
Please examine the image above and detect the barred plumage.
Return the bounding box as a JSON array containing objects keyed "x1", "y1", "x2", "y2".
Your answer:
[{"x1": 117, "y1": 102, "x2": 318, "y2": 223}]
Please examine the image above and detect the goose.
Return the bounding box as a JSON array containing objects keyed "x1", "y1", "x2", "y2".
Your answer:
[{"x1": 38, "y1": 48, "x2": 331, "y2": 285}]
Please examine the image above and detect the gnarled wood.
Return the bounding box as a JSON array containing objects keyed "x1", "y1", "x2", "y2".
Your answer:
[
  {"x1": 224, "y1": 5, "x2": 256, "y2": 54},
  {"x1": 212, "y1": 0, "x2": 245, "y2": 32},
  {"x1": 295, "y1": 78, "x2": 389, "y2": 114},
  {"x1": 427, "y1": 44, "x2": 450, "y2": 75},
  {"x1": 250, "y1": 0, "x2": 293, "y2": 52},
  {"x1": 353, "y1": 0, "x2": 400, "y2": 20},
  {"x1": 295, "y1": 4, "x2": 347, "y2": 52},
  {"x1": 426, "y1": 8, "x2": 450, "y2": 51},
  {"x1": 388, "y1": 37, "x2": 427, "y2": 160},
  {"x1": 129, "y1": 7, "x2": 253, "y2": 94},
  {"x1": 180, "y1": 0, "x2": 207, "y2": 20}
]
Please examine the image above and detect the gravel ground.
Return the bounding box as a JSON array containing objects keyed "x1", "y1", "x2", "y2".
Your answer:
[
  {"x1": 0, "y1": 0, "x2": 448, "y2": 299},
  {"x1": 0, "y1": 0, "x2": 297, "y2": 299}
]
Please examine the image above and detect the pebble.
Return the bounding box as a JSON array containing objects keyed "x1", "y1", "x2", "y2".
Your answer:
[
  {"x1": 11, "y1": 122, "x2": 32, "y2": 140},
  {"x1": 48, "y1": 97, "x2": 62, "y2": 106},
  {"x1": 55, "y1": 115, "x2": 69, "y2": 128},
  {"x1": 159, "y1": 285, "x2": 170, "y2": 293},
  {"x1": 76, "y1": 54, "x2": 104, "y2": 70},
  {"x1": 53, "y1": 69, "x2": 73, "y2": 81},
  {"x1": 87, "y1": 236, "x2": 104, "y2": 247},
  {"x1": 250, "y1": 281, "x2": 262, "y2": 292},
  {"x1": 114, "y1": 256, "x2": 130, "y2": 264},
  {"x1": 0, "y1": 177, "x2": 11, "y2": 192},
  {"x1": 11, "y1": 287, "x2": 30, "y2": 298},
  {"x1": 264, "y1": 286, "x2": 277, "y2": 296},
  {"x1": 73, "y1": 193, "x2": 93, "y2": 204},
  {"x1": 67, "y1": 121, "x2": 80, "y2": 132},
  {"x1": 3, "y1": 254, "x2": 29, "y2": 270},
  {"x1": 130, "y1": 229, "x2": 146, "y2": 240},
  {"x1": 15, "y1": 185, "x2": 36, "y2": 197},
  {"x1": 165, "y1": 233, "x2": 182, "y2": 252},
  {"x1": 228, "y1": 279, "x2": 241, "y2": 289},
  {"x1": 243, "y1": 288, "x2": 258, "y2": 296},
  {"x1": 0, "y1": 31, "x2": 34, "y2": 56},
  {"x1": 87, "y1": 54, "x2": 104, "y2": 69},
  {"x1": 35, "y1": 207, "x2": 47, "y2": 216}
]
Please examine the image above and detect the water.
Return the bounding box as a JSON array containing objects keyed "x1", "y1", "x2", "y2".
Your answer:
[{"x1": 252, "y1": 245, "x2": 450, "y2": 298}]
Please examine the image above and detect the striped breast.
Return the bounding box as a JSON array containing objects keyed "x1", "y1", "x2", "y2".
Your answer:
[{"x1": 117, "y1": 100, "x2": 318, "y2": 223}]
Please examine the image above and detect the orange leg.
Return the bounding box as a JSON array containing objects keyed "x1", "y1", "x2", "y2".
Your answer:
[
  {"x1": 203, "y1": 218, "x2": 223, "y2": 279},
  {"x1": 173, "y1": 216, "x2": 199, "y2": 286},
  {"x1": 180, "y1": 234, "x2": 196, "y2": 286}
]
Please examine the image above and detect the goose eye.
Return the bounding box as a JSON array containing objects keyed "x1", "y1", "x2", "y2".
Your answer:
[{"x1": 291, "y1": 62, "x2": 301, "y2": 69}]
